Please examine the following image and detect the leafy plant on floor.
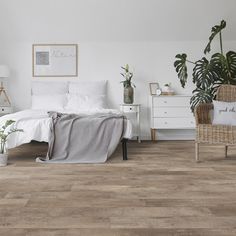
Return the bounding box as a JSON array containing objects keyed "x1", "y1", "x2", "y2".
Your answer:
[
  {"x1": 0, "y1": 120, "x2": 23, "y2": 154},
  {"x1": 174, "y1": 20, "x2": 236, "y2": 111}
]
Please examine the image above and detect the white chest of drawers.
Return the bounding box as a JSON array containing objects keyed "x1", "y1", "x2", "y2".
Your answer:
[{"x1": 149, "y1": 95, "x2": 195, "y2": 141}]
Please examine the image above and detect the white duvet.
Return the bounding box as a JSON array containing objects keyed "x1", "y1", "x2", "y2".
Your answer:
[{"x1": 0, "y1": 109, "x2": 132, "y2": 149}]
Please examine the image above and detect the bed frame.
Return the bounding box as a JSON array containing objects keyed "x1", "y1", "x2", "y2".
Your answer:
[{"x1": 122, "y1": 138, "x2": 128, "y2": 160}]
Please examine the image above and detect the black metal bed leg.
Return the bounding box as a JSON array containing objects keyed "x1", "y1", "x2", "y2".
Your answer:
[{"x1": 122, "y1": 138, "x2": 128, "y2": 160}]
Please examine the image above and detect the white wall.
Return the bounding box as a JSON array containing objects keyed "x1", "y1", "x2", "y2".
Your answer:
[{"x1": 1, "y1": 0, "x2": 236, "y2": 139}]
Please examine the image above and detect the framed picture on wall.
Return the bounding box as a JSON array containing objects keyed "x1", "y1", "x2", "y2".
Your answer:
[{"x1": 32, "y1": 44, "x2": 78, "y2": 77}]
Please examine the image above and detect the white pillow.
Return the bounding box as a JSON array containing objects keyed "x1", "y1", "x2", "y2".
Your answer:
[
  {"x1": 31, "y1": 94, "x2": 67, "y2": 111},
  {"x1": 68, "y1": 81, "x2": 107, "y2": 96},
  {"x1": 213, "y1": 100, "x2": 236, "y2": 126},
  {"x1": 31, "y1": 82, "x2": 68, "y2": 95},
  {"x1": 65, "y1": 94, "x2": 107, "y2": 111}
]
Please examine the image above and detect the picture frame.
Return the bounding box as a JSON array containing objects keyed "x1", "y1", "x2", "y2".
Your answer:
[
  {"x1": 32, "y1": 44, "x2": 78, "y2": 77},
  {"x1": 149, "y1": 83, "x2": 160, "y2": 95}
]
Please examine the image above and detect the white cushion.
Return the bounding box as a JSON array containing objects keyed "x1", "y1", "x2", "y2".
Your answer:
[
  {"x1": 31, "y1": 81, "x2": 68, "y2": 95},
  {"x1": 68, "y1": 81, "x2": 107, "y2": 96},
  {"x1": 31, "y1": 94, "x2": 67, "y2": 110},
  {"x1": 65, "y1": 94, "x2": 107, "y2": 111},
  {"x1": 212, "y1": 100, "x2": 236, "y2": 126}
]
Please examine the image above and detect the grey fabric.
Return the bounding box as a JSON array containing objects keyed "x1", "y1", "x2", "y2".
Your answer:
[{"x1": 36, "y1": 112, "x2": 126, "y2": 163}]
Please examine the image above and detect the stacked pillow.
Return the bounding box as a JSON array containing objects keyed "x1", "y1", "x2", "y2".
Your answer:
[
  {"x1": 31, "y1": 81, "x2": 107, "y2": 111},
  {"x1": 212, "y1": 100, "x2": 236, "y2": 126},
  {"x1": 31, "y1": 82, "x2": 68, "y2": 111},
  {"x1": 65, "y1": 81, "x2": 107, "y2": 111}
]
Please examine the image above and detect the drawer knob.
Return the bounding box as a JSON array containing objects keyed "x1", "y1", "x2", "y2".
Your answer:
[
  {"x1": 164, "y1": 112, "x2": 167, "y2": 114},
  {"x1": 2, "y1": 109, "x2": 4, "y2": 111},
  {"x1": 130, "y1": 108, "x2": 132, "y2": 110},
  {"x1": 165, "y1": 122, "x2": 168, "y2": 124},
  {"x1": 164, "y1": 101, "x2": 167, "y2": 103}
]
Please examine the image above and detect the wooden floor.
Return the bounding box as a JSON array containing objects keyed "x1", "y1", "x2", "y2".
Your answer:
[{"x1": 1, "y1": 141, "x2": 236, "y2": 235}]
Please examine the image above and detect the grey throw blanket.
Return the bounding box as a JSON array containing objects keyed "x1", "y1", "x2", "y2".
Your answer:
[{"x1": 36, "y1": 112, "x2": 126, "y2": 163}]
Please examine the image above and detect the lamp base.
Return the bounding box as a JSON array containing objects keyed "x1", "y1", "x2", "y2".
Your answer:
[{"x1": 0, "y1": 82, "x2": 11, "y2": 106}]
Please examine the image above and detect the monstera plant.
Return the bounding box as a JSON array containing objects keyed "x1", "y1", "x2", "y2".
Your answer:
[{"x1": 174, "y1": 20, "x2": 236, "y2": 111}]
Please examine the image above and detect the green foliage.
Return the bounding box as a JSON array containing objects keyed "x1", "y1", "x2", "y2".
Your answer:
[
  {"x1": 174, "y1": 54, "x2": 188, "y2": 88},
  {"x1": 204, "y1": 20, "x2": 226, "y2": 54},
  {"x1": 120, "y1": 64, "x2": 136, "y2": 88},
  {"x1": 174, "y1": 20, "x2": 236, "y2": 111},
  {"x1": 0, "y1": 120, "x2": 23, "y2": 154}
]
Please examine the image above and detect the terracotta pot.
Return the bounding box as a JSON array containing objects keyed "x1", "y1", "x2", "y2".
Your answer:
[
  {"x1": 124, "y1": 86, "x2": 134, "y2": 104},
  {"x1": 0, "y1": 153, "x2": 8, "y2": 167}
]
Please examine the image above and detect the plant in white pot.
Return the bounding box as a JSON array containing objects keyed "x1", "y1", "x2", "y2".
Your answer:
[{"x1": 0, "y1": 120, "x2": 23, "y2": 167}]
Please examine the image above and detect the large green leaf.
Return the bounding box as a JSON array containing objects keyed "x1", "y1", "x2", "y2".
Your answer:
[
  {"x1": 174, "y1": 54, "x2": 188, "y2": 88},
  {"x1": 226, "y1": 51, "x2": 236, "y2": 81},
  {"x1": 190, "y1": 88, "x2": 214, "y2": 112},
  {"x1": 211, "y1": 51, "x2": 236, "y2": 82},
  {"x1": 192, "y1": 57, "x2": 220, "y2": 90},
  {"x1": 204, "y1": 20, "x2": 226, "y2": 54}
]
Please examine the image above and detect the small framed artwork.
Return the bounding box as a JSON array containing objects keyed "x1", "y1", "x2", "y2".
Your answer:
[
  {"x1": 149, "y1": 83, "x2": 160, "y2": 95},
  {"x1": 32, "y1": 44, "x2": 78, "y2": 77}
]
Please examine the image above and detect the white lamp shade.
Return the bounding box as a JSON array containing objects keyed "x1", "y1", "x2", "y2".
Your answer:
[{"x1": 0, "y1": 65, "x2": 10, "y2": 78}]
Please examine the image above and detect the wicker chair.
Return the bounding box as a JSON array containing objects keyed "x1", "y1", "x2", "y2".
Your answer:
[{"x1": 195, "y1": 85, "x2": 236, "y2": 162}]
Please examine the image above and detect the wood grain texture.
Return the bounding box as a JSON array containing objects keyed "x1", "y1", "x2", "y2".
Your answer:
[{"x1": 1, "y1": 141, "x2": 236, "y2": 235}]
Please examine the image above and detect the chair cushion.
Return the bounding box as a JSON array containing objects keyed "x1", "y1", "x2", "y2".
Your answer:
[{"x1": 212, "y1": 100, "x2": 236, "y2": 126}]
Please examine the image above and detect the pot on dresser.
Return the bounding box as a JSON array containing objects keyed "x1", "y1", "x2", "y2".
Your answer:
[{"x1": 149, "y1": 95, "x2": 195, "y2": 141}]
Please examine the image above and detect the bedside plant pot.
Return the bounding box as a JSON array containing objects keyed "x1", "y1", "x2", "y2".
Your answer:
[
  {"x1": 124, "y1": 86, "x2": 134, "y2": 104},
  {"x1": 0, "y1": 153, "x2": 8, "y2": 167}
]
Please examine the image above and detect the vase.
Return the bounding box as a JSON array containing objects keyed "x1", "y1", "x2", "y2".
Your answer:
[
  {"x1": 0, "y1": 153, "x2": 8, "y2": 167},
  {"x1": 124, "y1": 86, "x2": 134, "y2": 104}
]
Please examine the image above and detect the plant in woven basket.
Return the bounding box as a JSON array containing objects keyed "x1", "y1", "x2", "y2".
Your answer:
[{"x1": 174, "y1": 20, "x2": 236, "y2": 111}]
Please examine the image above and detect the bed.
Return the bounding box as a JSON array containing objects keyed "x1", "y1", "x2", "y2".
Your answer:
[{"x1": 0, "y1": 81, "x2": 132, "y2": 162}]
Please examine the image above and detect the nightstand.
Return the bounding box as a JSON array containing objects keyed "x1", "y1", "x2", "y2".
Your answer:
[
  {"x1": 0, "y1": 106, "x2": 13, "y2": 117},
  {"x1": 120, "y1": 104, "x2": 141, "y2": 143}
]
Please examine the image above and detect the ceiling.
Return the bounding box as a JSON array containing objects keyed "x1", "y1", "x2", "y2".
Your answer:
[{"x1": 0, "y1": 0, "x2": 235, "y2": 41}]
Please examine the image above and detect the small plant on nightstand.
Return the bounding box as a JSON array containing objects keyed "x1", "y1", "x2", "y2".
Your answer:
[
  {"x1": 0, "y1": 120, "x2": 23, "y2": 166},
  {"x1": 120, "y1": 64, "x2": 136, "y2": 104}
]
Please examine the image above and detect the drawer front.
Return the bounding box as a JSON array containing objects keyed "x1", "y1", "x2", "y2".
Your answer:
[
  {"x1": 153, "y1": 97, "x2": 190, "y2": 107},
  {"x1": 153, "y1": 117, "x2": 195, "y2": 129},
  {"x1": 0, "y1": 107, "x2": 12, "y2": 114},
  {"x1": 120, "y1": 105, "x2": 138, "y2": 113},
  {"x1": 153, "y1": 107, "x2": 193, "y2": 118}
]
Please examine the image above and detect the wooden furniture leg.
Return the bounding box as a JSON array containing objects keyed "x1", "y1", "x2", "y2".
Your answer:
[
  {"x1": 195, "y1": 142, "x2": 199, "y2": 162},
  {"x1": 225, "y1": 146, "x2": 228, "y2": 158},
  {"x1": 151, "y1": 129, "x2": 156, "y2": 142}
]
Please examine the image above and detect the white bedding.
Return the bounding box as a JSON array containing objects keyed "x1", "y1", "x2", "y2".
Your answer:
[{"x1": 0, "y1": 109, "x2": 132, "y2": 149}]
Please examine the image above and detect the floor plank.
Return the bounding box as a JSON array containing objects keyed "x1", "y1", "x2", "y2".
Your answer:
[{"x1": 0, "y1": 141, "x2": 236, "y2": 235}]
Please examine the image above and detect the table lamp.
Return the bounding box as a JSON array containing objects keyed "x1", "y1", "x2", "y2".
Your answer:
[{"x1": 0, "y1": 65, "x2": 11, "y2": 106}]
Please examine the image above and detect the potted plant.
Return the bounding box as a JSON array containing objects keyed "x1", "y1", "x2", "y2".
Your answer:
[
  {"x1": 0, "y1": 120, "x2": 23, "y2": 166},
  {"x1": 120, "y1": 64, "x2": 136, "y2": 104},
  {"x1": 174, "y1": 20, "x2": 236, "y2": 111}
]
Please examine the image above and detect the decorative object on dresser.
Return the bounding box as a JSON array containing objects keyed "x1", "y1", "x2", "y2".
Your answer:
[
  {"x1": 195, "y1": 85, "x2": 236, "y2": 162},
  {"x1": 0, "y1": 120, "x2": 23, "y2": 166},
  {"x1": 120, "y1": 104, "x2": 141, "y2": 143},
  {"x1": 149, "y1": 82, "x2": 160, "y2": 96},
  {"x1": 32, "y1": 44, "x2": 78, "y2": 77},
  {"x1": 149, "y1": 95, "x2": 195, "y2": 141},
  {"x1": 120, "y1": 64, "x2": 135, "y2": 104},
  {"x1": 174, "y1": 20, "x2": 236, "y2": 111},
  {"x1": 161, "y1": 83, "x2": 175, "y2": 95},
  {"x1": 0, "y1": 65, "x2": 11, "y2": 106}
]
